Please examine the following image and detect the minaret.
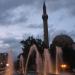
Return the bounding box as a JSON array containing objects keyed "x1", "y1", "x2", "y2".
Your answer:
[{"x1": 42, "y1": 2, "x2": 49, "y2": 48}]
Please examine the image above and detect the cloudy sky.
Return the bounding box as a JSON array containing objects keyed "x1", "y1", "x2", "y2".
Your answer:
[{"x1": 0, "y1": 0, "x2": 75, "y2": 58}]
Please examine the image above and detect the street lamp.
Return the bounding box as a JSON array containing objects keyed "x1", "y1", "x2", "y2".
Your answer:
[
  {"x1": 60, "y1": 64, "x2": 67, "y2": 72},
  {"x1": 6, "y1": 63, "x2": 9, "y2": 67}
]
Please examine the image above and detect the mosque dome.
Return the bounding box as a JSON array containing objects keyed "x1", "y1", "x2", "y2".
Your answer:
[{"x1": 52, "y1": 34, "x2": 74, "y2": 48}]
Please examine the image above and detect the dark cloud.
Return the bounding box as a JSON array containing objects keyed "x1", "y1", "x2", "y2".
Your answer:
[
  {"x1": 0, "y1": 0, "x2": 75, "y2": 14},
  {"x1": 0, "y1": 0, "x2": 39, "y2": 25},
  {"x1": 0, "y1": 11, "x2": 28, "y2": 25},
  {"x1": 63, "y1": 0, "x2": 75, "y2": 16},
  {"x1": 46, "y1": 0, "x2": 75, "y2": 16},
  {"x1": 0, "y1": 0, "x2": 36, "y2": 13},
  {"x1": 27, "y1": 24, "x2": 55, "y2": 29},
  {"x1": 27, "y1": 24, "x2": 42, "y2": 28},
  {"x1": 47, "y1": 0, "x2": 63, "y2": 12},
  {"x1": 0, "y1": 0, "x2": 75, "y2": 25}
]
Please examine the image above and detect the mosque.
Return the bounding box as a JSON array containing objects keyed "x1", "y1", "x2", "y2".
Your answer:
[
  {"x1": 42, "y1": 2, "x2": 74, "y2": 48},
  {"x1": 43, "y1": 2, "x2": 75, "y2": 70}
]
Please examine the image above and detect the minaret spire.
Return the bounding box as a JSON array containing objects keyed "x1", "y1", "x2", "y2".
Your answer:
[
  {"x1": 43, "y1": 1, "x2": 46, "y2": 14},
  {"x1": 42, "y1": 2, "x2": 49, "y2": 48}
]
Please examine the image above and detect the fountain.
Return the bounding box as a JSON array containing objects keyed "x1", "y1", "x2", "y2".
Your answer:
[
  {"x1": 19, "y1": 55, "x2": 25, "y2": 75},
  {"x1": 24, "y1": 44, "x2": 43, "y2": 75},
  {"x1": 4, "y1": 45, "x2": 65, "y2": 75},
  {"x1": 25, "y1": 44, "x2": 63, "y2": 75},
  {"x1": 43, "y1": 48, "x2": 53, "y2": 75},
  {"x1": 55, "y1": 46, "x2": 63, "y2": 75},
  {"x1": 5, "y1": 49, "x2": 14, "y2": 75},
  {"x1": 24, "y1": 44, "x2": 60, "y2": 75}
]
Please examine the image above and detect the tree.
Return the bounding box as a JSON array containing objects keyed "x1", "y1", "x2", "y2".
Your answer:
[{"x1": 20, "y1": 36, "x2": 44, "y2": 71}]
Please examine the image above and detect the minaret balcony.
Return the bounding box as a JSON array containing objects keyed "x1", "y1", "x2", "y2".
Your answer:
[{"x1": 42, "y1": 14, "x2": 48, "y2": 20}]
